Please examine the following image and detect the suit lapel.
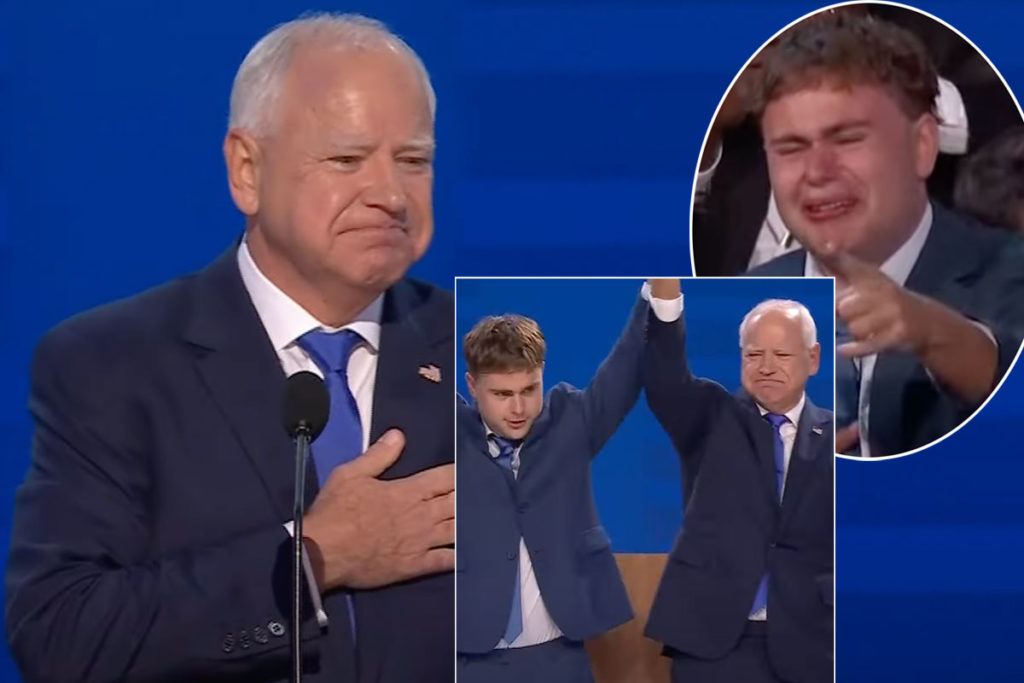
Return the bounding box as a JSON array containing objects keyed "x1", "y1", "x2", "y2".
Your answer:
[
  {"x1": 736, "y1": 390, "x2": 779, "y2": 506},
  {"x1": 870, "y1": 204, "x2": 979, "y2": 454},
  {"x1": 181, "y1": 245, "x2": 311, "y2": 518},
  {"x1": 780, "y1": 400, "x2": 830, "y2": 529},
  {"x1": 370, "y1": 280, "x2": 453, "y2": 479}
]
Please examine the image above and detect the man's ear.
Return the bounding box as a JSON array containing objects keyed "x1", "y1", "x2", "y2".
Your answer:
[
  {"x1": 224, "y1": 128, "x2": 263, "y2": 216},
  {"x1": 465, "y1": 372, "x2": 477, "y2": 399},
  {"x1": 808, "y1": 342, "x2": 821, "y2": 376},
  {"x1": 913, "y1": 113, "x2": 940, "y2": 180}
]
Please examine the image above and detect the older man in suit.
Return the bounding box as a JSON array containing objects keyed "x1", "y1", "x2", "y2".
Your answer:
[
  {"x1": 456, "y1": 295, "x2": 649, "y2": 682},
  {"x1": 6, "y1": 13, "x2": 454, "y2": 682},
  {"x1": 747, "y1": 11, "x2": 1024, "y2": 456},
  {"x1": 644, "y1": 279, "x2": 833, "y2": 683}
]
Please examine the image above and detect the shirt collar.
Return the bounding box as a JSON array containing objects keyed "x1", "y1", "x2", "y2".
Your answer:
[
  {"x1": 480, "y1": 419, "x2": 523, "y2": 454},
  {"x1": 804, "y1": 203, "x2": 933, "y2": 285},
  {"x1": 766, "y1": 192, "x2": 791, "y2": 247},
  {"x1": 236, "y1": 239, "x2": 383, "y2": 353},
  {"x1": 756, "y1": 392, "x2": 806, "y2": 426}
]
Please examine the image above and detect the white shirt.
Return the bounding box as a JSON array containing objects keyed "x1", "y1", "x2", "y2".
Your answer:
[
  {"x1": 646, "y1": 284, "x2": 803, "y2": 620},
  {"x1": 237, "y1": 239, "x2": 384, "y2": 626},
  {"x1": 236, "y1": 241, "x2": 382, "y2": 449},
  {"x1": 806, "y1": 204, "x2": 933, "y2": 458},
  {"x1": 482, "y1": 423, "x2": 564, "y2": 649}
]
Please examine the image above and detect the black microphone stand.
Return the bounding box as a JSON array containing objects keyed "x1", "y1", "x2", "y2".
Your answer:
[{"x1": 291, "y1": 421, "x2": 313, "y2": 683}]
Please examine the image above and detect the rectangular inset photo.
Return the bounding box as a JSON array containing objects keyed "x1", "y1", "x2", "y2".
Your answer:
[{"x1": 455, "y1": 277, "x2": 835, "y2": 683}]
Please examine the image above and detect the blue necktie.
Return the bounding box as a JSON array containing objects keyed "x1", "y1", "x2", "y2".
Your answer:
[
  {"x1": 836, "y1": 319, "x2": 861, "y2": 434},
  {"x1": 297, "y1": 329, "x2": 364, "y2": 486},
  {"x1": 750, "y1": 412, "x2": 789, "y2": 615},
  {"x1": 297, "y1": 328, "x2": 364, "y2": 640},
  {"x1": 490, "y1": 435, "x2": 523, "y2": 645}
]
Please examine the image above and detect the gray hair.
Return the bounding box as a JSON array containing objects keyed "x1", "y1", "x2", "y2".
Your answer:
[
  {"x1": 228, "y1": 12, "x2": 436, "y2": 135},
  {"x1": 739, "y1": 299, "x2": 818, "y2": 349}
]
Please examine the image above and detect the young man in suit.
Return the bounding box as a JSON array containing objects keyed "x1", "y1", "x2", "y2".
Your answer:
[
  {"x1": 644, "y1": 278, "x2": 833, "y2": 683},
  {"x1": 7, "y1": 14, "x2": 454, "y2": 682},
  {"x1": 748, "y1": 11, "x2": 1024, "y2": 456},
  {"x1": 456, "y1": 295, "x2": 649, "y2": 683}
]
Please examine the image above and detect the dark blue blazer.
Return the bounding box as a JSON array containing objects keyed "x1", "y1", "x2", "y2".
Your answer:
[
  {"x1": 643, "y1": 310, "x2": 833, "y2": 683},
  {"x1": 6, "y1": 246, "x2": 454, "y2": 683},
  {"x1": 751, "y1": 203, "x2": 1024, "y2": 455},
  {"x1": 455, "y1": 297, "x2": 649, "y2": 653}
]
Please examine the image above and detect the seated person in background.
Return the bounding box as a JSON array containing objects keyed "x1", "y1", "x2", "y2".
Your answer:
[
  {"x1": 456, "y1": 294, "x2": 650, "y2": 683},
  {"x1": 954, "y1": 125, "x2": 1024, "y2": 233},
  {"x1": 748, "y1": 10, "x2": 1024, "y2": 457}
]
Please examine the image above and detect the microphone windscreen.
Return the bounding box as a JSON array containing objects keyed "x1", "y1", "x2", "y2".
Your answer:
[{"x1": 282, "y1": 371, "x2": 330, "y2": 440}]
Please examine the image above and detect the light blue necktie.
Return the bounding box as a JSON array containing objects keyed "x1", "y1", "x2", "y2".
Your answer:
[
  {"x1": 750, "y1": 412, "x2": 789, "y2": 615},
  {"x1": 297, "y1": 328, "x2": 364, "y2": 639},
  {"x1": 490, "y1": 435, "x2": 523, "y2": 645},
  {"x1": 297, "y1": 329, "x2": 364, "y2": 486}
]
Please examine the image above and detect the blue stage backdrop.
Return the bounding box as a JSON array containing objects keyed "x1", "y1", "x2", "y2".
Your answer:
[
  {"x1": 456, "y1": 277, "x2": 835, "y2": 554},
  {"x1": 2, "y1": 1, "x2": 1024, "y2": 681}
]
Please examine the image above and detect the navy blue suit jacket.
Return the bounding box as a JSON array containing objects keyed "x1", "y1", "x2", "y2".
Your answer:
[
  {"x1": 643, "y1": 309, "x2": 833, "y2": 683},
  {"x1": 455, "y1": 296, "x2": 649, "y2": 653},
  {"x1": 6, "y1": 247, "x2": 454, "y2": 682},
  {"x1": 751, "y1": 204, "x2": 1024, "y2": 455}
]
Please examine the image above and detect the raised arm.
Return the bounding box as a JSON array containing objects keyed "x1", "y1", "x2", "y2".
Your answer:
[
  {"x1": 643, "y1": 279, "x2": 723, "y2": 460},
  {"x1": 578, "y1": 290, "x2": 651, "y2": 455}
]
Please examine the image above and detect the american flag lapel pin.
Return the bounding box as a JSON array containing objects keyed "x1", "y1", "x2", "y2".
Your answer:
[
  {"x1": 418, "y1": 364, "x2": 442, "y2": 383},
  {"x1": 812, "y1": 426, "x2": 823, "y2": 435}
]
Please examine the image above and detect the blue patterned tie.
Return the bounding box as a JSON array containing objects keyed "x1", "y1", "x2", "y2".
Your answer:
[
  {"x1": 836, "y1": 319, "x2": 861, "y2": 434},
  {"x1": 297, "y1": 329, "x2": 364, "y2": 486},
  {"x1": 750, "y1": 412, "x2": 789, "y2": 615},
  {"x1": 490, "y1": 435, "x2": 523, "y2": 645}
]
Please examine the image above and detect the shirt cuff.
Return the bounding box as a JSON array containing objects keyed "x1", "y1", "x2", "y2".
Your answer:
[
  {"x1": 640, "y1": 282, "x2": 684, "y2": 322},
  {"x1": 283, "y1": 521, "x2": 329, "y2": 628}
]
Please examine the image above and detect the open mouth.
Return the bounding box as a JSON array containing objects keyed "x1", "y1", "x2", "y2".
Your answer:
[
  {"x1": 506, "y1": 419, "x2": 526, "y2": 429},
  {"x1": 803, "y1": 198, "x2": 857, "y2": 221}
]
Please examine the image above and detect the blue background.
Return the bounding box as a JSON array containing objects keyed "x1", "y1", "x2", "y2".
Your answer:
[
  {"x1": 2, "y1": 1, "x2": 1023, "y2": 681},
  {"x1": 456, "y1": 277, "x2": 834, "y2": 553}
]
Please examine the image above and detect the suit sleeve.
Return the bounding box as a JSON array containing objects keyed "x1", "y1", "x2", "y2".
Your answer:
[
  {"x1": 577, "y1": 294, "x2": 649, "y2": 456},
  {"x1": 643, "y1": 308, "x2": 725, "y2": 471},
  {"x1": 6, "y1": 329, "x2": 321, "y2": 683}
]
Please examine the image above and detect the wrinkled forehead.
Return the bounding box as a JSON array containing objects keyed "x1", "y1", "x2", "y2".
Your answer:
[
  {"x1": 476, "y1": 367, "x2": 544, "y2": 391},
  {"x1": 761, "y1": 70, "x2": 919, "y2": 126}
]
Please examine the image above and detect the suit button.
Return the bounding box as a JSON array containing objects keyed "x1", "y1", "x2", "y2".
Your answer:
[
  {"x1": 254, "y1": 625, "x2": 269, "y2": 644},
  {"x1": 239, "y1": 629, "x2": 251, "y2": 649},
  {"x1": 518, "y1": 502, "x2": 529, "y2": 512},
  {"x1": 221, "y1": 634, "x2": 234, "y2": 653},
  {"x1": 268, "y1": 620, "x2": 286, "y2": 637},
  {"x1": 506, "y1": 551, "x2": 516, "y2": 560},
  {"x1": 769, "y1": 542, "x2": 778, "y2": 549}
]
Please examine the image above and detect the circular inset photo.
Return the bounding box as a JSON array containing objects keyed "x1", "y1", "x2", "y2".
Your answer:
[{"x1": 689, "y1": 2, "x2": 1024, "y2": 459}]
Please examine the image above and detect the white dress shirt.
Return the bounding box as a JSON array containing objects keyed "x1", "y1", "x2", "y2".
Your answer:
[
  {"x1": 646, "y1": 284, "x2": 803, "y2": 620},
  {"x1": 237, "y1": 239, "x2": 384, "y2": 626},
  {"x1": 483, "y1": 423, "x2": 564, "y2": 648}
]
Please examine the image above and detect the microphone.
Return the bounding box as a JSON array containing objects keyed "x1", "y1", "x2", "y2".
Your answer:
[
  {"x1": 283, "y1": 370, "x2": 329, "y2": 440},
  {"x1": 281, "y1": 371, "x2": 329, "y2": 683}
]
